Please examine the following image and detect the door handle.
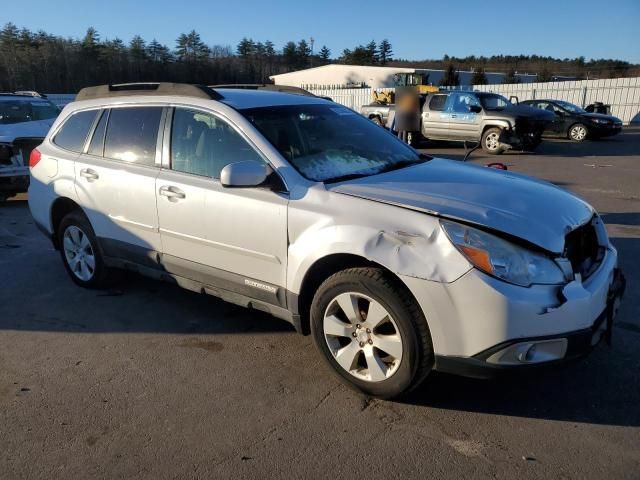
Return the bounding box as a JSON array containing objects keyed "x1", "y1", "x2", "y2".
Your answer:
[
  {"x1": 451, "y1": 114, "x2": 457, "y2": 118},
  {"x1": 159, "y1": 185, "x2": 186, "y2": 200},
  {"x1": 79, "y1": 168, "x2": 99, "y2": 181}
]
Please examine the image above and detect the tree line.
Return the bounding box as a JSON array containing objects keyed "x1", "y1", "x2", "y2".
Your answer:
[
  {"x1": 396, "y1": 54, "x2": 639, "y2": 86},
  {"x1": 1, "y1": 22, "x2": 637, "y2": 93},
  {"x1": 0, "y1": 23, "x2": 347, "y2": 93}
]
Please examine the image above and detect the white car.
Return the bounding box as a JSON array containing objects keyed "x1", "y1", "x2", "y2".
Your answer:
[
  {"x1": 0, "y1": 92, "x2": 59, "y2": 201},
  {"x1": 28, "y1": 83, "x2": 625, "y2": 398}
]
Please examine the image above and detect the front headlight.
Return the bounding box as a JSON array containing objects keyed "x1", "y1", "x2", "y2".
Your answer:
[{"x1": 440, "y1": 220, "x2": 565, "y2": 287}]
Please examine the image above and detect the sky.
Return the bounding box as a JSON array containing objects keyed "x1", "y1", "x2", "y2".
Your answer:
[{"x1": 2, "y1": 0, "x2": 639, "y2": 63}]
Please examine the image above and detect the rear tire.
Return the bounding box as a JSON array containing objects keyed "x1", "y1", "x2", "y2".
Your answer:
[
  {"x1": 481, "y1": 127, "x2": 505, "y2": 154},
  {"x1": 310, "y1": 267, "x2": 433, "y2": 399},
  {"x1": 57, "y1": 210, "x2": 118, "y2": 288},
  {"x1": 568, "y1": 123, "x2": 589, "y2": 142}
]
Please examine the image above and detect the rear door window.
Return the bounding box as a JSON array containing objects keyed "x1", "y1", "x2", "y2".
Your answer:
[
  {"x1": 103, "y1": 107, "x2": 162, "y2": 165},
  {"x1": 428, "y1": 95, "x2": 448, "y2": 111},
  {"x1": 54, "y1": 110, "x2": 99, "y2": 152}
]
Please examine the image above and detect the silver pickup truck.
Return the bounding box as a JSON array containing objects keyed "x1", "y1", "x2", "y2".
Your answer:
[{"x1": 361, "y1": 90, "x2": 554, "y2": 154}]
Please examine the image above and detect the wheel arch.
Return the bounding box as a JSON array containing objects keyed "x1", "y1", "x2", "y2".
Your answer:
[
  {"x1": 481, "y1": 122, "x2": 509, "y2": 136},
  {"x1": 294, "y1": 253, "x2": 420, "y2": 336},
  {"x1": 50, "y1": 197, "x2": 84, "y2": 249}
]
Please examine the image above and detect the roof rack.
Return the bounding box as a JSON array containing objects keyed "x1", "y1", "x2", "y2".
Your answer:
[
  {"x1": 210, "y1": 84, "x2": 316, "y2": 97},
  {"x1": 75, "y1": 83, "x2": 222, "y2": 101}
]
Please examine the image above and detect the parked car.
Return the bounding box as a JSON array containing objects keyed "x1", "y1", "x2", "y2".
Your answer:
[
  {"x1": 0, "y1": 92, "x2": 60, "y2": 201},
  {"x1": 520, "y1": 99, "x2": 623, "y2": 141},
  {"x1": 362, "y1": 91, "x2": 554, "y2": 154},
  {"x1": 29, "y1": 83, "x2": 625, "y2": 398}
]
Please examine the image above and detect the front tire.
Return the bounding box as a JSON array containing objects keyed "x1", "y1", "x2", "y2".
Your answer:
[
  {"x1": 568, "y1": 123, "x2": 589, "y2": 142},
  {"x1": 57, "y1": 210, "x2": 117, "y2": 288},
  {"x1": 310, "y1": 268, "x2": 433, "y2": 399},
  {"x1": 481, "y1": 127, "x2": 505, "y2": 154}
]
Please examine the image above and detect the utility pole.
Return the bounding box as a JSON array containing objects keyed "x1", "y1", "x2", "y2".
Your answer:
[{"x1": 310, "y1": 37, "x2": 315, "y2": 67}]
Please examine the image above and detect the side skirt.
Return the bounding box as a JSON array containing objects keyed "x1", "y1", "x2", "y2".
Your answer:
[{"x1": 100, "y1": 238, "x2": 302, "y2": 332}]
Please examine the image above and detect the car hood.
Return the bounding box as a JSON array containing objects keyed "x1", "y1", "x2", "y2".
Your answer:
[
  {"x1": 328, "y1": 159, "x2": 594, "y2": 253},
  {"x1": 0, "y1": 118, "x2": 55, "y2": 143},
  {"x1": 487, "y1": 104, "x2": 555, "y2": 121}
]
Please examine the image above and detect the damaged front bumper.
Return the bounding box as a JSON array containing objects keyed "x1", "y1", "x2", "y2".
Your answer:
[
  {"x1": 435, "y1": 268, "x2": 625, "y2": 379},
  {"x1": 401, "y1": 245, "x2": 625, "y2": 378}
]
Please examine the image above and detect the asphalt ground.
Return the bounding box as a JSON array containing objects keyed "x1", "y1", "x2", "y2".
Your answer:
[{"x1": 1, "y1": 128, "x2": 639, "y2": 479}]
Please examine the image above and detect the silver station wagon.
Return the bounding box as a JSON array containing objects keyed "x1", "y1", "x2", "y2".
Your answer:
[{"x1": 28, "y1": 83, "x2": 625, "y2": 398}]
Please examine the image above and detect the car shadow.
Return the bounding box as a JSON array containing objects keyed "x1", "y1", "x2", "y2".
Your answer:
[
  {"x1": 2, "y1": 190, "x2": 639, "y2": 427},
  {"x1": 402, "y1": 336, "x2": 640, "y2": 427}
]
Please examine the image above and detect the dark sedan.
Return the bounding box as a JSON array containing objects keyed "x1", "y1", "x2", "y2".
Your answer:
[{"x1": 521, "y1": 99, "x2": 622, "y2": 142}]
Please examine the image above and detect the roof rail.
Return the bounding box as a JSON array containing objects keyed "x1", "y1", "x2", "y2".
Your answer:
[
  {"x1": 210, "y1": 84, "x2": 316, "y2": 97},
  {"x1": 75, "y1": 82, "x2": 221, "y2": 101}
]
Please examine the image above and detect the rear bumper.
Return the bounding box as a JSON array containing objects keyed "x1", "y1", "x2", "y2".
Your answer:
[{"x1": 433, "y1": 268, "x2": 626, "y2": 379}]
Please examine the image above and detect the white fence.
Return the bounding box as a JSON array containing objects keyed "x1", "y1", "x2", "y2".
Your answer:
[
  {"x1": 47, "y1": 77, "x2": 640, "y2": 124},
  {"x1": 307, "y1": 77, "x2": 640, "y2": 124}
]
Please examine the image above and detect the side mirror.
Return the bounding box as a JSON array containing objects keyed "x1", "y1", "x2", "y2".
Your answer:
[
  {"x1": 468, "y1": 105, "x2": 482, "y2": 113},
  {"x1": 220, "y1": 160, "x2": 268, "y2": 188}
]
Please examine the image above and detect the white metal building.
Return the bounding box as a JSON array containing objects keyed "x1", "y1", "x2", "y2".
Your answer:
[{"x1": 270, "y1": 64, "x2": 537, "y2": 88}]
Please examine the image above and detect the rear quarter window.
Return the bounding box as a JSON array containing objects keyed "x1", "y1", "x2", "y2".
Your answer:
[
  {"x1": 428, "y1": 95, "x2": 448, "y2": 111},
  {"x1": 53, "y1": 110, "x2": 99, "y2": 152}
]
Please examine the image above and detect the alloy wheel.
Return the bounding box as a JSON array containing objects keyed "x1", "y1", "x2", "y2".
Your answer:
[
  {"x1": 570, "y1": 125, "x2": 587, "y2": 141},
  {"x1": 323, "y1": 292, "x2": 403, "y2": 382},
  {"x1": 485, "y1": 132, "x2": 500, "y2": 150},
  {"x1": 63, "y1": 225, "x2": 96, "y2": 281}
]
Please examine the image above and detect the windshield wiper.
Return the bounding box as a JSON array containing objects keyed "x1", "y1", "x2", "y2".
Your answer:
[
  {"x1": 376, "y1": 156, "x2": 429, "y2": 175},
  {"x1": 323, "y1": 172, "x2": 372, "y2": 184},
  {"x1": 323, "y1": 156, "x2": 430, "y2": 184}
]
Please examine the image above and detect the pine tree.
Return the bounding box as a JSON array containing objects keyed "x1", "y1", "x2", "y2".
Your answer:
[
  {"x1": 263, "y1": 40, "x2": 275, "y2": 57},
  {"x1": 236, "y1": 37, "x2": 255, "y2": 58},
  {"x1": 319, "y1": 45, "x2": 331, "y2": 62},
  {"x1": 378, "y1": 39, "x2": 392, "y2": 65},
  {"x1": 296, "y1": 39, "x2": 311, "y2": 67},
  {"x1": 365, "y1": 40, "x2": 378, "y2": 64},
  {"x1": 283, "y1": 41, "x2": 297, "y2": 69}
]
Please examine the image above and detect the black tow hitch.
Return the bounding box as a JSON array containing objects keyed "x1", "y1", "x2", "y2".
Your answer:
[{"x1": 605, "y1": 268, "x2": 626, "y2": 346}]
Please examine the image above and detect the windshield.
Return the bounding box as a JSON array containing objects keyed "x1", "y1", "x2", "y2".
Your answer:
[
  {"x1": 477, "y1": 93, "x2": 511, "y2": 110},
  {"x1": 241, "y1": 104, "x2": 426, "y2": 182},
  {"x1": 554, "y1": 100, "x2": 586, "y2": 114},
  {"x1": 0, "y1": 97, "x2": 60, "y2": 125}
]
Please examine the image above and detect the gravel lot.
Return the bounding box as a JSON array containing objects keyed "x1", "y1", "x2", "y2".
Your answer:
[{"x1": 1, "y1": 128, "x2": 639, "y2": 479}]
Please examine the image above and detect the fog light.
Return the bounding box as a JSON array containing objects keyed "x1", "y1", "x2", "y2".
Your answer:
[{"x1": 486, "y1": 339, "x2": 568, "y2": 365}]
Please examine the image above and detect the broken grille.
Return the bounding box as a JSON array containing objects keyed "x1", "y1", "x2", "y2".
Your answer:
[{"x1": 564, "y1": 220, "x2": 603, "y2": 279}]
